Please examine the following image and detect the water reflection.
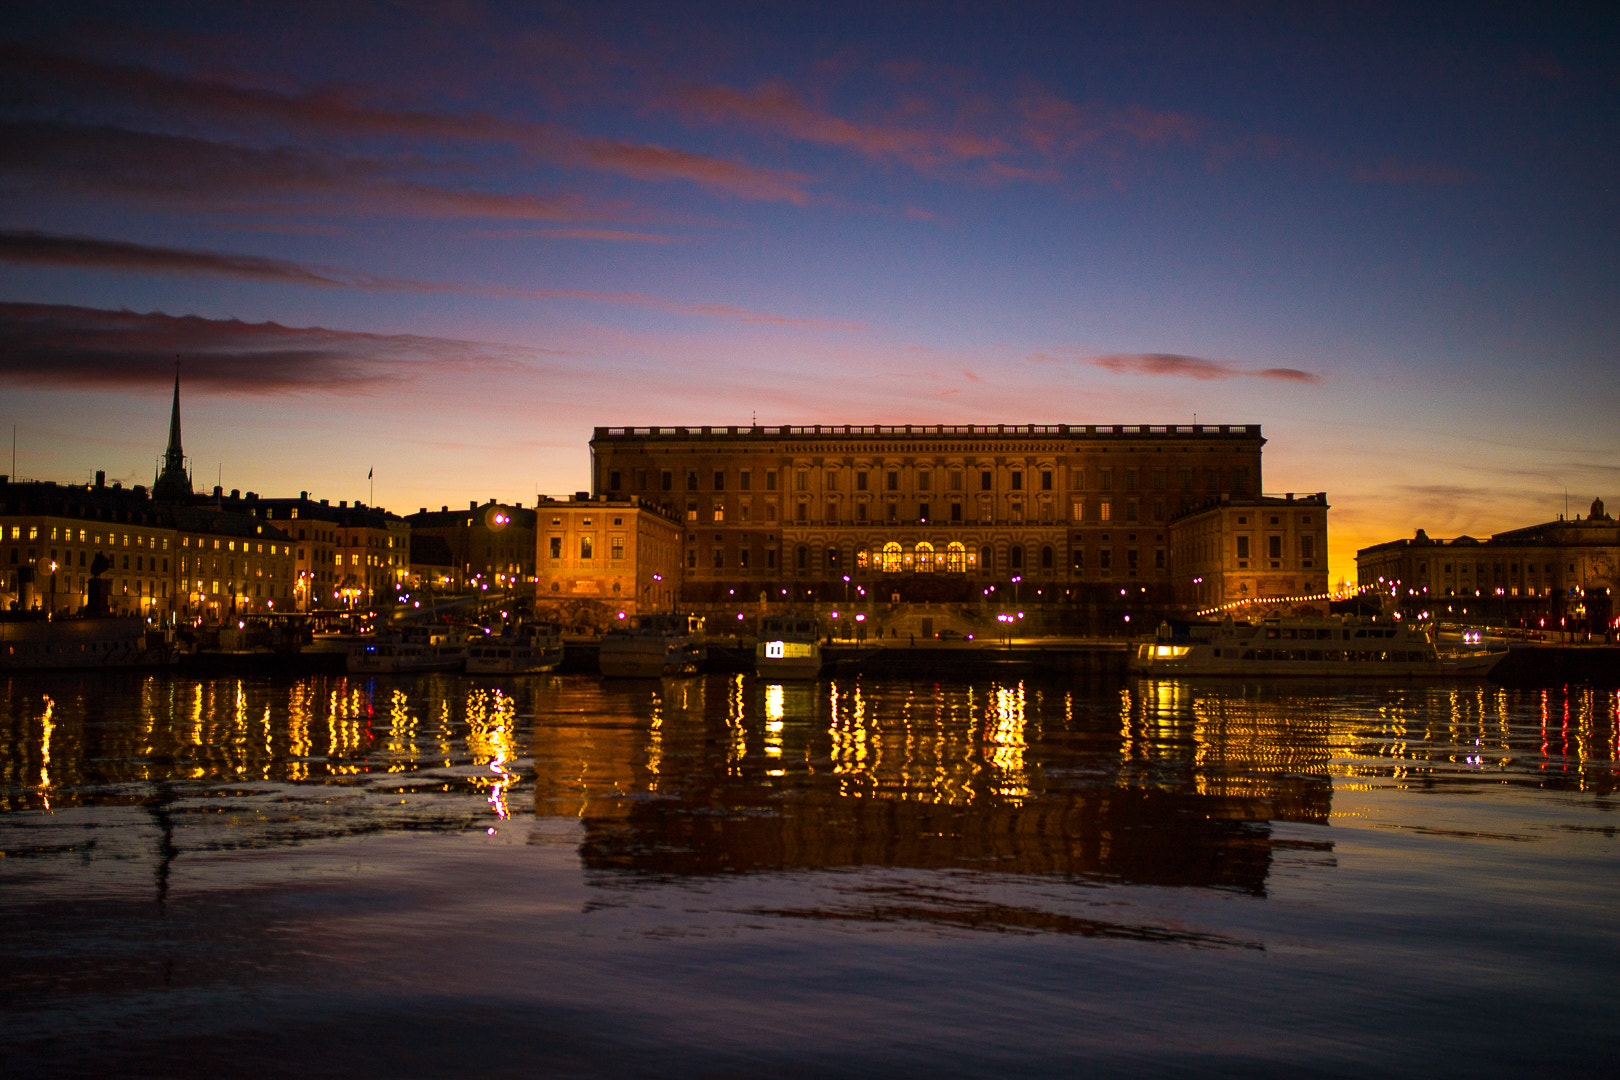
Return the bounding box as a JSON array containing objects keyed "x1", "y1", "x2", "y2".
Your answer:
[{"x1": 4, "y1": 672, "x2": 1619, "y2": 892}]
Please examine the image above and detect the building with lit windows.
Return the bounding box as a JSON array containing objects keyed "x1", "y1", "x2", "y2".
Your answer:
[
  {"x1": 1357, "y1": 498, "x2": 1618, "y2": 632},
  {"x1": 1, "y1": 473, "x2": 296, "y2": 619},
  {"x1": 534, "y1": 495, "x2": 684, "y2": 629},
  {"x1": 406, "y1": 501, "x2": 535, "y2": 594},
  {"x1": 1170, "y1": 493, "x2": 1330, "y2": 616},
  {"x1": 249, "y1": 493, "x2": 409, "y2": 611},
  {"x1": 587, "y1": 422, "x2": 1305, "y2": 628}
]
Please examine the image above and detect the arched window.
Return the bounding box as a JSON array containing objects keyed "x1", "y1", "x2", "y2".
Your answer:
[
  {"x1": 915, "y1": 541, "x2": 935, "y2": 572},
  {"x1": 826, "y1": 545, "x2": 841, "y2": 570},
  {"x1": 981, "y1": 546, "x2": 994, "y2": 573},
  {"x1": 879, "y1": 541, "x2": 903, "y2": 573},
  {"x1": 945, "y1": 542, "x2": 966, "y2": 574},
  {"x1": 1009, "y1": 545, "x2": 1023, "y2": 570},
  {"x1": 1041, "y1": 545, "x2": 1054, "y2": 570},
  {"x1": 796, "y1": 545, "x2": 808, "y2": 571},
  {"x1": 856, "y1": 545, "x2": 870, "y2": 570}
]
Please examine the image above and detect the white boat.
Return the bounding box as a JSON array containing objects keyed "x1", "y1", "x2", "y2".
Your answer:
[
  {"x1": 466, "y1": 623, "x2": 564, "y2": 674},
  {"x1": 1131, "y1": 616, "x2": 1505, "y2": 678},
  {"x1": 347, "y1": 626, "x2": 467, "y2": 674},
  {"x1": 598, "y1": 613, "x2": 705, "y2": 678},
  {"x1": 754, "y1": 614, "x2": 822, "y2": 680},
  {"x1": 0, "y1": 615, "x2": 174, "y2": 670}
]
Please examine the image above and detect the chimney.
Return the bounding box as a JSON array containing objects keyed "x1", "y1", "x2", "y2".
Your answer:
[
  {"x1": 300, "y1": 490, "x2": 309, "y2": 500},
  {"x1": 470, "y1": 500, "x2": 477, "y2": 511},
  {"x1": 340, "y1": 500, "x2": 347, "y2": 508},
  {"x1": 441, "y1": 506, "x2": 448, "y2": 512},
  {"x1": 214, "y1": 485, "x2": 223, "y2": 497},
  {"x1": 230, "y1": 488, "x2": 240, "y2": 500},
  {"x1": 320, "y1": 498, "x2": 329, "y2": 505},
  {"x1": 419, "y1": 507, "x2": 427, "y2": 514},
  {"x1": 95, "y1": 470, "x2": 106, "y2": 488}
]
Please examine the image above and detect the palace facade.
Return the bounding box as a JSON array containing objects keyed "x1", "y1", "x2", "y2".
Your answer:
[{"x1": 585, "y1": 422, "x2": 1320, "y2": 625}]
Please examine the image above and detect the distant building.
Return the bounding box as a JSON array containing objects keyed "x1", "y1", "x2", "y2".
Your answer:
[
  {"x1": 534, "y1": 495, "x2": 683, "y2": 629},
  {"x1": 1169, "y1": 493, "x2": 1330, "y2": 616},
  {"x1": 588, "y1": 423, "x2": 1271, "y2": 625},
  {"x1": 1, "y1": 473, "x2": 296, "y2": 618},
  {"x1": 251, "y1": 494, "x2": 409, "y2": 611},
  {"x1": 1356, "y1": 498, "x2": 1618, "y2": 630},
  {"x1": 406, "y1": 501, "x2": 535, "y2": 594}
]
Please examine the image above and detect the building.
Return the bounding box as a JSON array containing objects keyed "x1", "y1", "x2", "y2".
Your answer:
[
  {"x1": 406, "y1": 501, "x2": 536, "y2": 593},
  {"x1": 534, "y1": 495, "x2": 684, "y2": 629},
  {"x1": 249, "y1": 494, "x2": 410, "y2": 611},
  {"x1": 589, "y1": 423, "x2": 1266, "y2": 615},
  {"x1": 1357, "y1": 498, "x2": 1619, "y2": 631},
  {"x1": 1, "y1": 473, "x2": 296, "y2": 619},
  {"x1": 1169, "y1": 493, "x2": 1330, "y2": 616}
]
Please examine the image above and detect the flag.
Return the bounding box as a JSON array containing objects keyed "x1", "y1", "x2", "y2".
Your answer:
[{"x1": 367, "y1": 467, "x2": 373, "y2": 479}]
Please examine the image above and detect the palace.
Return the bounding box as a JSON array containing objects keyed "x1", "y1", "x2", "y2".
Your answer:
[{"x1": 583, "y1": 422, "x2": 1329, "y2": 627}]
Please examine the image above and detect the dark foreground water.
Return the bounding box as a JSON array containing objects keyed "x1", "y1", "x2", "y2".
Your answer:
[{"x1": 2, "y1": 671, "x2": 1618, "y2": 1078}]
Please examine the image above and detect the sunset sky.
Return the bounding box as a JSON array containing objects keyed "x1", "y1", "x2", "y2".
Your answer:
[{"x1": 2, "y1": 1, "x2": 1615, "y2": 579}]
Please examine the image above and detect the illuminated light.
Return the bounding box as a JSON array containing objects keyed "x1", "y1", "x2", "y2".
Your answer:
[
  {"x1": 830, "y1": 611, "x2": 839, "y2": 619},
  {"x1": 855, "y1": 614, "x2": 866, "y2": 622},
  {"x1": 764, "y1": 641, "x2": 786, "y2": 658},
  {"x1": 617, "y1": 611, "x2": 626, "y2": 619}
]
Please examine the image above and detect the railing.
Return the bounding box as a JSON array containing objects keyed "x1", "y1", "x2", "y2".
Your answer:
[{"x1": 594, "y1": 423, "x2": 1262, "y2": 439}]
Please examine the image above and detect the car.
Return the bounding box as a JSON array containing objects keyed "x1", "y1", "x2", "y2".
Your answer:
[{"x1": 935, "y1": 629, "x2": 964, "y2": 640}]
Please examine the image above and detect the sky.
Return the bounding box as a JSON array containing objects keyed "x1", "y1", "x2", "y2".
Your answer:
[{"x1": 1, "y1": 0, "x2": 1616, "y2": 581}]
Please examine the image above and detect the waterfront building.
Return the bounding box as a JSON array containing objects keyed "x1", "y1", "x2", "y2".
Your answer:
[
  {"x1": 251, "y1": 494, "x2": 409, "y2": 611},
  {"x1": 406, "y1": 501, "x2": 536, "y2": 594},
  {"x1": 533, "y1": 495, "x2": 684, "y2": 629},
  {"x1": 587, "y1": 422, "x2": 1307, "y2": 627},
  {"x1": 1357, "y1": 498, "x2": 1619, "y2": 630},
  {"x1": 0, "y1": 473, "x2": 296, "y2": 619},
  {"x1": 1169, "y1": 493, "x2": 1331, "y2": 616}
]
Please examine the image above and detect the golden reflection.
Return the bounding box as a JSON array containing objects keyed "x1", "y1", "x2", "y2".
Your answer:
[{"x1": 38, "y1": 693, "x2": 54, "y2": 810}]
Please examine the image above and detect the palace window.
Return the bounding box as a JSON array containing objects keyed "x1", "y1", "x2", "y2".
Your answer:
[
  {"x1": 766, "y1": 470, "x2": 777, "y2": 491},
  {"x1": 1071, "y1": 547, "x2": 1083, "y2": 571},
  {"x1": 916, "y1": 541, "x2": 935, "y2": 572},
  {"x1": 609, "y1": 471, "x2": 621, "y2": 491},
  {"x1": 918, "y1": 470, "x2": 932, "y2": 492},
  {"x1": 580, "y1": 536, "x2": 593, "y2": 560},
  {"x1": 856, "y1": 545, "x2": 869, "y2": 570},
  {"x1": 1072, "y1": 500, "x2": 1084, "y2": 521},
  {"x1": 950, "y1": 502, "x2": 962, "y2": 523},
  {"x1": 1041, "y1": 469, "x2": 1053, "y2": 491},
  {"x1": 713, "y1": 549, "x2": 724, "y2": 569},
  {"x1": 714, "y1": 470, "x2": 725, "y2": 491},
  {"x1": 1010, "y1": 545, "x2": 1023, "y2": 570},
  {"x1": 797, "y1": 545, "x2": 809, "y2": 570},
  {"x1": 886, "y1": 470, "x2": 899, "y2": 491},
  {"x1": 1099, "y1": 499, "x2": 1112, "y2": 522},
  {"x1": 687, "y1": 471, "x2": 699, "y2": 491},
  {"x1": 797, "y1": 471, "x2": 809, "y2": 492},
  {"x1": 981, "y1": 470, "x2": 993, "y2": 491},
  {"x1": 856, "y1": 471, "x2": 868, "y2": 491},
  {"x1": 1011, "y1": 470, "x2": 1022, "y2": 491},
  {"x1": 826, "y1": 500, "x2": 838, "y2": 524},
  {"x1": 945, "y1": 542, "x2": 967, "y2": 574},
  {"x1": 950, "y1": 469, "x2": 963, "y2": 492},
  {"x1": 878, "y1": 542, "x2": 902, "y2": 573},
  {"x1": 981, "y1": 545, "x2": 994, "y2": 572},
  {"x1": 826, "y1": 470, "x2": 837, "y2": 491},
  {"x1": 1041, "y1": 545, "x2": 1054, "y2": 570},
  {"x1": 919, "y1": 502, "x2": 930, "y2": 522},
  {"x1": 740, "y1": 470, "x2": 751, "y2": 491}
]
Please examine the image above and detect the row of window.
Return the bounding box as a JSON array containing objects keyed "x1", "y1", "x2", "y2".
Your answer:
[
  {"x1": 611, "y1": 465, "x2": 1252, "y2": 495},
  {"x1": 681, "y1": 541, "x2": 1168, "y2": 576}
]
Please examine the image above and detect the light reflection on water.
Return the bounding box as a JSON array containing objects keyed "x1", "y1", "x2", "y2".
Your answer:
[{"x1": 2, "y1": 671, "x2": 1619, "y2": 1077}]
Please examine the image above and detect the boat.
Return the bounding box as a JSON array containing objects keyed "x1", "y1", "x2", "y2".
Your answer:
[
  {"x1": 598, "y1": 613, "x2": 705, "y2": 678},
  {"x1": 347, "y1": 625, "x2": 468, "y2": 674},
  {"x1": 0, "y1": 614, "x2": 175, "y2": 670},
  {"x1": 1131, "y1": 616, "x2": 1505, "y2": 678},
  {"x1": 754, "y1": 614, "x2": 822, "y2": 680},
  {"x1": 466, "y1": 622, "x2": 565, "y2": 674}
]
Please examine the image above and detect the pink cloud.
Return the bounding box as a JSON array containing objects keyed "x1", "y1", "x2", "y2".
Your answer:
[
  {"x1": 573, "y1": 138, "x2": 811, "y2": 203},
  {"x1": 1089, "y1": 353, "x2": 1322, "y2": 384}
]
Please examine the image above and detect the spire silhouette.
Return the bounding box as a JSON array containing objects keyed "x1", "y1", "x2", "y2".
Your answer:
[{"x1": 153, "y1": 361, "x2": 193, "y2": 500}]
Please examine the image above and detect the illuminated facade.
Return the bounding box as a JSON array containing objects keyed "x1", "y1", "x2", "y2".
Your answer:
[
  {"x1": 1, "y1": 475, "x2": 296, "y2": 618},
  {"x1": 589, "y1": 423, "x2": 1271, "y2": 620},
  {"x1": 534, "y1": 495, "x2": 684, "y2": 628},
  {"x1": 1357, "y1": 499, "x2": 1619, "y2": 630},
  {"x1": 1169, "y1": 493, "x2": 1330, "y2": 616}
]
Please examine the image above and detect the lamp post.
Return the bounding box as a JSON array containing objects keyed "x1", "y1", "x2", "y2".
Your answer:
[{"x1": 48, "y1": 560, "x2": 57, "y2": 619}]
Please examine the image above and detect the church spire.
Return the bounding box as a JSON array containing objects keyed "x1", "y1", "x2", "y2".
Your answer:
[{"x1": 153, "y1": 361, "x2": 193, "y2": 500}]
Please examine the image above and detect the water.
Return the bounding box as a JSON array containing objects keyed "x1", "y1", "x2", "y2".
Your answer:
[{"x1": 3, "y1": 671, "x2": 1617, "y2": 1077}]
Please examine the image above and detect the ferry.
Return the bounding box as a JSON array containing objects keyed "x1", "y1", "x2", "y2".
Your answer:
[
  {"x1": 465, "y1": 623, "x2": 564, "y2": 675},
  {"x1": 598, "y1": 613, "x2": 705, "y2": 678},
  {"x1": 0, "y1": 615, "x2": 174, "y2": 670},
  {"x1": 1131, "y1": 616, "x2": 1505, "y2": 678},
  {"x1": 347, "y1": 626, "x2": 468, "y2": 674},
  {"x1": 754, "y1": 614, "x2": 822, "y2": 680}
]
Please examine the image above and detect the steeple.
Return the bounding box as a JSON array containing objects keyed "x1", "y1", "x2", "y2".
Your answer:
[{"x1": 152, "y1": 362, "x2": 193, "y2": 500}]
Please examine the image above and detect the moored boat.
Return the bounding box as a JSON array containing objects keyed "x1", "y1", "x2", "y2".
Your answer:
[
  {"x1": 466, "y1": 622, "x2": 564, "y2": 674},
  {"x1": 1131, "y1": 616, "x2": 1504, "y2": 678},
  {"x1": 347, "y1": 626, "x2": 467, "y2": 674},
  {"x1": 598, "y1": 613, "x2": 705, "y2": 678},
  {"x1": 753, "y1": 614, "x2": 822, "y2": 680}
]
